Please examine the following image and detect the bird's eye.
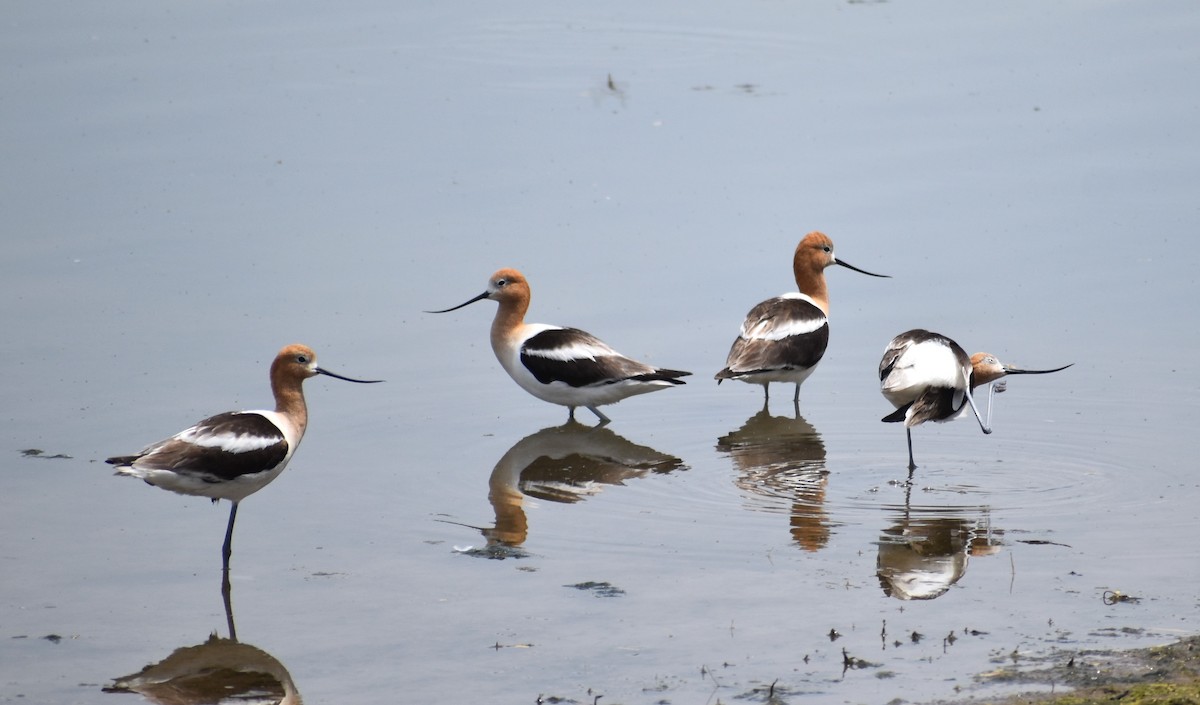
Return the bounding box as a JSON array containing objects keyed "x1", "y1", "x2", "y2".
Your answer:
[
  {"x1": 823, "y1": 245, "x2": 832, "y2": 253},
  {"x1": 296, "y1": 354, "x2": 310, "y2": 364},
  {"x1": 496, "y1": 279, "x2": 507, "y2": 287}
]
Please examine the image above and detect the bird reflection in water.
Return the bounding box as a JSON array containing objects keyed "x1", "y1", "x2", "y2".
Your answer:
[
  {"x1": 716, "y1": 403, "x2": 831, "y2": 551},
  {"x1": 104, "y1": 573, "x2": 300, "y2": 703},
  {"x1": 456, "y1": 420, "x2": 686, "y2": 554},
  {"x1": 875, "y1": 484, "x2": 1003, "y2": 600}
]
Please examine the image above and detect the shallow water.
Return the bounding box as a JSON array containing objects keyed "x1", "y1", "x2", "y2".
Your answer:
[{"x1": 3, "y1": 1, "x2": 1199, "y2": 703}]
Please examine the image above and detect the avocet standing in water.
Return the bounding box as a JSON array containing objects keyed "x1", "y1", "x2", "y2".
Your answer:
[
  {"x1": 716, "y1": 231, "x2": 889, "y2": 404},
  {"x1": 107, "y1": 344, "x2": 382, "y2": 569},
  {"x1": 429, "y1": 268, "x2": 690, "y2": 424},
  {"x1": 879, "y1": 329, "x2": 1072, "y2": 470}
]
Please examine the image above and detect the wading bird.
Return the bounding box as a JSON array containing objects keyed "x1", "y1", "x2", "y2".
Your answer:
[
  {"x1": 107, "y1": 344, "x2": 382, "y2": 570},
  {"x1": 429, "y1": 268, "x2": 690, "y2": 424},
  {"x1": 716, "y1": 231, "x2": 889, "y2": 404},
  {"x1": 879, "y1": 329, "x2": 1071, "y2": 470}
]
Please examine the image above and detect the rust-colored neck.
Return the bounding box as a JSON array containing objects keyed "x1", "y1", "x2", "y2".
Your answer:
[
  {"x1": 793, "y1": 252, "x2": 830, "y2": 315},
  {"x1": 489, "y1": 284, "x2": 530, "y2": 351},
  {"x1": 270, "y1": 363, "x2": 309, "y2": 436}
]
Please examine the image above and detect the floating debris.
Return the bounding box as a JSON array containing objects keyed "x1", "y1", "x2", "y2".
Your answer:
[
  {"x1": 841, "y1": 647, "x2": 879, "y2": 672},
  {"x1": 20, "y1": 449, "x2": 73, "y2": 460},
  {"x1": 490, "y1": 641, "x2": 533, "y2": 650},
  {"x1": 739, "y1": 677, "x2": 802, "y2": 701},
  {"x1": 1103, "y1": 589, "x2": 1142, "y2": 605},
  {"x1": 566, "y1": 581, "x2": 625, "y2": 598},
  {"x1": 453, "y1": 544, "x2": 529, "y2": 560}
]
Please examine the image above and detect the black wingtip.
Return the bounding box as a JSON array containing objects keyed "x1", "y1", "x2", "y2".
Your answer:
[
  {"x1": 660, "y1": 369, "x2": 692, "y2": 385},
  {"x1": 631, "y1": 369, "x2": 691, "y2": 385}
]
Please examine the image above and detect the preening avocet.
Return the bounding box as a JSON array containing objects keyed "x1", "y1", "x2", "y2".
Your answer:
[
  {"x1": 879, "y1": 329, "x2": 1072, "y2": 470},
  {"x1": 716, "y1": 231, "x2": 889, "y2": 402},
  {"x1": 428, "y1": 268, "x2": 691, "y2": 424},
  {"x1": 107, "y1": 344, "x2": 382, "y2": 569}
]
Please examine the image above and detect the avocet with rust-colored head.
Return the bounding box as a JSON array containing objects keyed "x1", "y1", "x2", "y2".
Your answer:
[
  {"x1": 429, "y1": 268, "x2": 690, "y2": 424},
  {"x1": 107, "y1": 344, "x2": 382, "y2": 568},
  {"x1": 879, "y1": 329, "x2": 1072, "y2": 470},
  {"x1": 716, "y1": 231, "x2": 889, "y2": 403}
]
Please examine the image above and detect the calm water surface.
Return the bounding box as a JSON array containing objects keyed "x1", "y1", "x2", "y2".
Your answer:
[{"x1": 3, "y1": 1, "x2": 1199, "y2": 704}]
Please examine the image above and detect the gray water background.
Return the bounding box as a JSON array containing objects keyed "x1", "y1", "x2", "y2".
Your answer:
[{"x1": 2, "y1": 1, "x2": 1199, "y2": 703}]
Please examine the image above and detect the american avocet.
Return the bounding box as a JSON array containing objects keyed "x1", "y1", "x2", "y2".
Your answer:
[
  {"x1": 428, "y1": 268, "x2": 691, "y2": 424},
  {"x1": 107, "y1": 344, "x2": 382, "y2": 569},
  {"x1": 879, "y1": 329, "x2": 1072, "y2": 470},
  {"x1": 716, "y1": 231, "x2": 889, "y2": 403}
]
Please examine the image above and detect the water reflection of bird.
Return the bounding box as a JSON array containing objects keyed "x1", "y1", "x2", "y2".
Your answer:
[
  {"x1": 428, "y1": 268, "x2": 690, "y2": 424},
  {"x1": 879, "y1": 329, "x2": 1072, "y2": 470},
  {"x1": 104, "y1": 566, "x2": 301, "y2": 703},
  {"x1": 717, "y1": 405, "x2": 831, "y2": 551},
  {"x1": 876, "y1": 482, "x2": 1002, "y2": 600},
  {"x1": 716, "y1": 232, "x2": 888, "y2": 404},
  {"x1": 107, "y1": 344, "x2": 381, "y2": 573},
  {"x1": 104, "y1": 634, "x2": 301, "y2": 705},
  {"x1": 480, "y1": 420, "x2": 686, "y2": 548}
]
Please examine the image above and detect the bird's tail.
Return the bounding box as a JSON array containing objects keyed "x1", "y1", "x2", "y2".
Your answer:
[
  {"x1": 636, "y1": 369, "x2": 691, "y2": 385},
  {"x1": 881, "y1": 404, "x2": 911, "y2": 424}
]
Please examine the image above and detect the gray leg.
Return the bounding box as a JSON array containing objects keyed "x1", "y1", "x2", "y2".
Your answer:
[{"x1": 587, "y1": 405, "x2": 612, "y2": 425}]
